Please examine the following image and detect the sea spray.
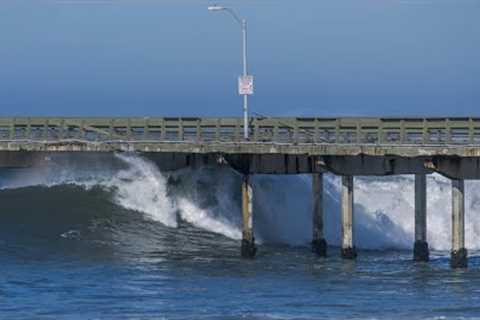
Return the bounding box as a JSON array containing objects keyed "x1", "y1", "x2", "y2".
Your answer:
[
  {"x1": 169, "y1": 166, "x2": 243, "y2": 240},
  {"x1": 108, "y1": 154, "x2": 177, "y2": 228},
  {"x1": 2, "y1": 153, "x2": 480, "y2": 251}
]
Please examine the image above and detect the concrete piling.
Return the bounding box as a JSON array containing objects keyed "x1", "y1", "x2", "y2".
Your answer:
[
  {"x1": 241, "y1": 175, "x2": 256, "y2": 258},
  {"x1": 451, "y1": 179, "x2": 467, "y2": 268},
  {"x1": 341, "y1": 175, "x2": 357, "y2": 259},
  {"x1": 312, "y1": 173, "x2": 327, "y2": 257},
  {"x1": 414, "y1": 174, "x2": 429, "y2": 262}
]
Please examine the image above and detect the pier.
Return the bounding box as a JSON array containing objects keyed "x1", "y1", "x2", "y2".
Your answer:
[{"x1": 2, "y1": 116, "x2": 480, "y2": 268}]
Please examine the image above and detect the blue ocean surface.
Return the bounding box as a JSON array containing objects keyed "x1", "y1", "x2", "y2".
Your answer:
[{"x1": 1, "y1": 154, "x2": 480, "y2": 319}]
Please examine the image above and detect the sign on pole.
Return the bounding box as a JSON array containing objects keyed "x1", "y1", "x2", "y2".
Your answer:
[{"x1": 238, "y1": 75, "x2": 254, "y2": 95}]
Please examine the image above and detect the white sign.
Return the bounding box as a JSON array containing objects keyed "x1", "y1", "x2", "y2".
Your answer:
[{"x1": 238, "y1": 75, "x2": 254, "y2": 95}]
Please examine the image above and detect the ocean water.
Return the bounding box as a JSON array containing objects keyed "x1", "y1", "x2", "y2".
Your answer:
[{"x1": 2, "y1": 154, "x2": 480, "y2": 319}]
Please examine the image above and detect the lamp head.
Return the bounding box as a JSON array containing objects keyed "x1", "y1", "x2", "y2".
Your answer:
[{"x1": 208, "y1": 5, "x2": 225, "y2": 11}]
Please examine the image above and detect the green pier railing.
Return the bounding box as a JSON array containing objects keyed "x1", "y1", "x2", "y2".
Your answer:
[{"x1": 0, "y1": 117, "x2": 479, "y2": 145}]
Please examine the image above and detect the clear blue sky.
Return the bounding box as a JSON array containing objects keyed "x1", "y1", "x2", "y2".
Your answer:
[{"x1": 0, "y1": 0, "x2": 479, "y2": 117}]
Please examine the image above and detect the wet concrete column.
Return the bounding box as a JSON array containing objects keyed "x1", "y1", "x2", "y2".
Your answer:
[
  {"x1": 451, "y1": 179, "x2": 467, "y2": 268},
  {"x1": 341, "y1": 175, "x2": 357, "y2": 259},
  {"x1": 414, "y1": 174, "x2": 429, "y2": 262},
  {"x1": 241, "y1": 175, "x2": 256, "y2": 258},
  {"x1": 312, "y1": 173, "x2": 327, "y2": 257}
]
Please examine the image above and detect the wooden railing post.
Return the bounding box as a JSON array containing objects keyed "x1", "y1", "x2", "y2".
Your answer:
[
  {"x1": 215, "y1": 119, "x2": 220, "y2": 141},
  {"x1": 378, "y1": 120, "x2": 383, "y2": 144},
  {"x1": 196, "y1": 119, "x2": 202, "y2": 142},
  {"x1": 144, "y1": 118, "x2": 149, "y2": 140},
  {"x1": 356, "y1": 120, "x2": 361, "y2": 144},
  {"x1": 10, "y1": 118, "x2": 15, "y2": 140},
  {"x1": 446, "y1": 119, "x2": 452, "y2": 144},
  {"x1": 179, "y1": 118, "x2": 184, "y2": 141},
  {"x1": 43, "y1": 119, "x2": 49, "y2": 140},
  {"x1": 26, "y1": 118, "x2": 31, "y2": 139},
  {"x1": 400, "y1": 120, "x2": 405, "y2": 144},
  {"x1": 293, "y1": 121, "x2": 298, "y2": 143},
  {"x1": 469, "y1": 118, "x2": 474, "y2": 144},
  {"x1": 59, "y1": 119, "x2": 65, "y2": 140},
  {"x1": 160, "y1": 118, "x2": 166, "y2": 141},
  {"x1": 253, "y1": 118, "x2": 259, "y2": 142},
  {"x1": 80, "y1": 120, "x2": 85, "y2": 139},
  {"x1": 422, "y1": 119, "x2": 428, "y2": 144},
  {"x1": 127, "y1": 118, "x2": 132, "y2": 140},
  {"x1": 109, "y1": 119, "x2": 114, "y2": 140},
  {"x1": 273, "y1": 123, "x2": 279, "y2": 142},
  {"x1": 335, "y1": 119, "x2": 340, "y2": 143}
]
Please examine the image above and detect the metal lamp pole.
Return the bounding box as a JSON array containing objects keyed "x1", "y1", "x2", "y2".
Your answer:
[{"x1": 208, "y1": 5, "x2": 251, "y2": 140}]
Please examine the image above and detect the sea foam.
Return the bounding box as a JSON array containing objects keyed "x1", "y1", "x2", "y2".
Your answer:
[{"x1": 2, "y1": 153, "x2": 480, "y2": 251}]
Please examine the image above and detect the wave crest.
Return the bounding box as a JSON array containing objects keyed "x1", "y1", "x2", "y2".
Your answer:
[{"x1": 2, "y1": 153, "x2": 480, "y2": 251}]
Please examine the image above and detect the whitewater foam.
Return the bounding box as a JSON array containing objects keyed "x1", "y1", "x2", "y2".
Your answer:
[
  {"x1": 107, "y1": 154, "x2": 178, "y2": 228},
  {"x1": 2, "y1": 153, "x2": 480, "y2": 251}
]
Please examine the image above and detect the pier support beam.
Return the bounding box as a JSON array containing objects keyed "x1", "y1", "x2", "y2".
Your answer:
[
  {"x1": 312, "y1": 173, "x2": 327, "y2": 257},
  {"x1": 414, "y1": 174, "x2": 429, "y2": 262},
  {"x1": 451, "y1": 179, "x2": 467, "y2": 268},
  {"x1": 341, "y1": 175, "x2": 357, "y2": 259},
  {"x1": 241, "y1": 175, "x2": 256, "y2": 258}
]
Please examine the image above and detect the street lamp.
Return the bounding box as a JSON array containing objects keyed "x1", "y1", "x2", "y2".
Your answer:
[{"x1": 208, "y1": 5, "x2": 252, "y2": 140}]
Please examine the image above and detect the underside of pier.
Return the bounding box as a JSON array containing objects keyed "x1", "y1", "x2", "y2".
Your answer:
[{"x1": 2, "y1": 149, "x2": 480, "y2": 180}]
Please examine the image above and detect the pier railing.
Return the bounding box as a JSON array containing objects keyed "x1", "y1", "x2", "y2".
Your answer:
[{"x1": 1, "y1": 117, "x2": 479, "y2": 145}]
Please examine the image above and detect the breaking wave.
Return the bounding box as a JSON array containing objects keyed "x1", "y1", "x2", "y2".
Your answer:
[{"x1": 2, "y1": 153, "x2": 480, "y2": 251}]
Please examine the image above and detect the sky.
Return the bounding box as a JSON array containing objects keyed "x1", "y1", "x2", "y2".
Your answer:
[{"x1": 0, "y1": 0, "x2": 479, "y2": 117}]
